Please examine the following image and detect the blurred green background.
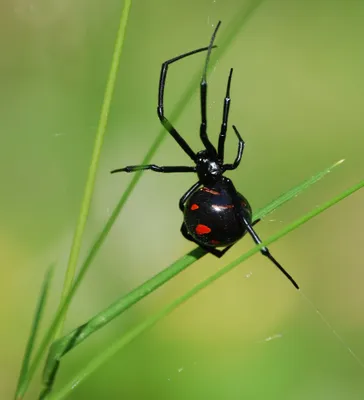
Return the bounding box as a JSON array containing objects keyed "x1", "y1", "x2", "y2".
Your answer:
[{"x1": 1, "y1": 0, "x2": 364, "y2": 399}]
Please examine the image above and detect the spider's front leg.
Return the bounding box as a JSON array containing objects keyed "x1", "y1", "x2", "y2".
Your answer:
[
  {"x1": 199, "y1": 22, "x2": 221, "y2": 156},
  {"x1": 217, "y1": 68, "x2": 233, "y2": 162},
  {"x1": 158, "y1": 46, "x2": 217, "y2": 161},
  {"x1": 223, "y1": 125, "x2": 245, "y2": 171},
  {"x1": 110, "y1": 165, "x2": 195, "y2": 174}
]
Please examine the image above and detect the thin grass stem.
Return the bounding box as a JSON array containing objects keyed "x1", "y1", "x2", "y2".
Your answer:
[{"x1": 14, "y1": 265, "x2": 54, "y2": 400}]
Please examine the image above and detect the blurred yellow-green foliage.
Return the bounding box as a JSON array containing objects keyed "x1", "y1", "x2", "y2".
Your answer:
[{"x1": 1, "y1": 0, "x2": 364, "y2": 399}]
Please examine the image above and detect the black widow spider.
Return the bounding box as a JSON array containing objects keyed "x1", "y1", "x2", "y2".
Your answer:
[{"x1": 111, "y1": 21, "x2": 299, "y2": 289}]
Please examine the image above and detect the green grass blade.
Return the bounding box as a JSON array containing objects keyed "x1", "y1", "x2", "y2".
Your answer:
[
  {"x1": 56, "y1": 0, "x2": 132, "y2": 336},
  {"x1": 14, "y1": 264, "x2": 55, "y2": 400},
  {"x1": 254, "y1": 159, "x2": 345, "y2": 217},
  {"x1": 41, "y1": 248, "x2": 205, "y2": 396},
  {"x1": 41, "y1": 159, "x2": 343, "y2": 396},
  {"x1": 25, "y1": 2, "x2": 264, "y2": 394},
  {"x1": 16, "y1": 2, "x2": 133, "y2": 399},
  {"x1": 48, "y1": 179, "x2": 364, "y2": 400}
]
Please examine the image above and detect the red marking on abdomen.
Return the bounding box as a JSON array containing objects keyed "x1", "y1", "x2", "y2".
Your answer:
[
  {"x1": 191, "y1": 204, "x2": 199, "y2": 210},
  {"x1": 210, "y1": 239, "x2": 220, "y2": 245},
  {"x1": 201, "y1": 187, "x2": 220, "y2": 195},
  {"x1": 195, "y1": 224, "x2": 211, "y2": 235}
]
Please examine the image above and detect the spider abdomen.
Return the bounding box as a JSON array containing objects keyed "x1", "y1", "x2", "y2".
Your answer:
[{"x1": 184, "y1": 181, "x2": 252, "y2": 248}]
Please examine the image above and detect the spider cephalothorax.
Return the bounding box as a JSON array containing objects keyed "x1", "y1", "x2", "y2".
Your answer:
[
  {"x1": 195, "y1": 150, "x2": 223, "y2": 183},
  {"x1": 111, "y1": 21, "x2": 299, "y2": 289}
]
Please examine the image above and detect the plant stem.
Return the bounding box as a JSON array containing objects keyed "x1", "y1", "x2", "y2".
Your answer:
[
  {"x1": 14, "y1": 2, "x2": 133, "y2": 399},
  {"x1": 55, "y1": 0, "x2": 132, "y2": 338},
  {"x1": 14, "y1": 265, "x2": 54, "y2": 400}
]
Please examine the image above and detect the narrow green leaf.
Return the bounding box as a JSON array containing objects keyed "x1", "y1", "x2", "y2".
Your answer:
[
  {"x1": 41, "y1": 248, "x2": 205, "y2": 396},
  {"x1": 49, "y1": 179, "x2": 364, "y2": 400},
  {"x1": 17, "y1": 2, "x2": 133, "y2": 399},
  {"x1": 41, "y1": 159, "x2": 343, "y2": 396},
  {"x1": 254, "y1": 159, "x2": 345, "y2": 217},
  {"x1": 55, "y1": 0, "x2": 133, "y2": 336},
  {"x1": 14, "y1": 264, "x2": 55, "y2": 400}
]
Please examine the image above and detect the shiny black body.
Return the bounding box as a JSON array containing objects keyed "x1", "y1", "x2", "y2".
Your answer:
[
  {"x1": 184, "y1": 179, "x2": 252, "y2": 248},
  {"x1": 111, "y1": 22, "x2": 299, "y2": 289}
]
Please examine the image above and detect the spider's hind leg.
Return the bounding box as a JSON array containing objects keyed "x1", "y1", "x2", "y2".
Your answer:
[
  {"x1": 241, "y1": 216, "x2": 299, "y2": 289},
  {"x1": 252, "y1": 218, "x2": 261, "y2": 226}
]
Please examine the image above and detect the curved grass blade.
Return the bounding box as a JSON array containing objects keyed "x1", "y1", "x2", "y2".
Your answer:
[
  {"x1": 26, "y1": 1, "x2": 265, "y2": 394},
  {"x1": 49, "y1": 179, "x2": 363, "y2": 400},
  {"x1": 56, "y1": 0, "x2": 132, "y2": 335},
  {"x1": 254, "y1": 159, "x2": 345, "y2": 217},
  {"x1": 40, "y1": 248, "x2": 205, "y2": 399},
  {"x1": 40, "y1": 159, "x2": 344, "y2": 397},
  {"x1": 14, "y1": 264, "x2": 54, "y2": 400},
  {"x1": 16, "y1": 2, "x2": 133, "y2": 399}
]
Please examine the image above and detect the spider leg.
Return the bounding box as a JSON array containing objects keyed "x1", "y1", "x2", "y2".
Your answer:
[
  {"x1": 252, "y1": 218, "x2": 261, "y2": 226},
  {"x1": 223, "y1": 125, "x2": 245, "y2": 171},
  {"x1": 217, "y1": 68, "x2": 233, "y2": 162},
  {"x1": 180, "y1": 223, "x2": 234, "y2": 258},
  {"x1": 111, "y1": 165, "x2": 196, "y2": 174},
  {"x1": 179, "y1": 181, "x2": 200, "y2": 212},
  {"x1": 200, "y1": 21, "x2": 222, "y2": 156},
  {"x1": 158, "y1": 46, "x2": 217, "y2": 161},
  {"x1": 241, "y1": 216, "x2": 299, "y2": 289}
]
